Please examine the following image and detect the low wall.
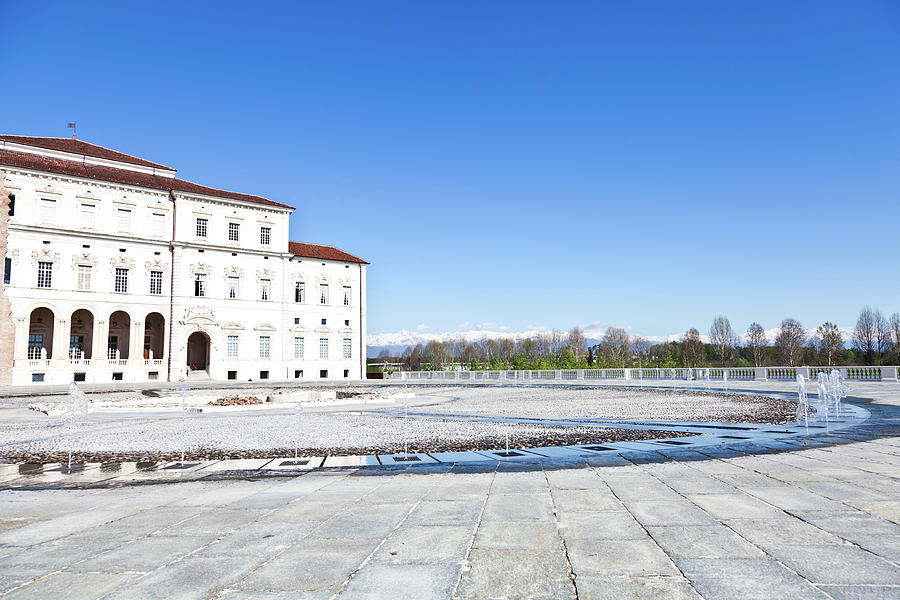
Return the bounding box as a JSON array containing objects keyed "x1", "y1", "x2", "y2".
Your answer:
[{"x1": 391, "y1": 365, "x2": 900, "y2": 383}]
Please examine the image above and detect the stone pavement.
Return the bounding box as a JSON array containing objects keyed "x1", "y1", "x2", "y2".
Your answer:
[{"x1": 0, "y1": 383, "x2": 898, "y2": 599}]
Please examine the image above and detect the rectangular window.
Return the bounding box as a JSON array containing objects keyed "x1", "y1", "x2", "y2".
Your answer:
[
  {"x1": 194, "y1": 273, "x2": 206, "y2": 297},
  {"x1": 40, "y1": 198, "x2": 56, "y2": 223},
  {"x1": 3, "y1": 257, "x2": 10, "y2": 285},
  {"x1": 196, "y1": 217, "x2": 208, "y2": 237},
  {"x1": 114, "y1": 268, "x2": 128, "y2": 293},
  {"x1": 320, "y1": 284, "x2": 328, "y2": 305},
  {"x1": 295, "y1": 281, "x2": 305, "y2": 303},
  {"x1": 152, "y1": 213, "x2": 165, "y2": 237},
  {"x1": 260, "y1": 279, "x2": 270, "y2": 301},
  {"x1": 227, "y1": 276, "x2": 239, "y2": 299},
  {"x1": 294, "y1": 337, "x2": 304, "y2": 359},
  {"x1": 228, "y1": 222, "x2": 240, "y2": 241},
  {"x1": 77, "y1": 265, "x2": 92, "y2": 291},
  {"x1": 80, "y1": 203, "x2": 96, "y2": 228},
  {"x1": 37, "y1": 261, "x2": 52, "y2": 288},
  {"x1": 260, "y1": 227, "x2": 271, "y2": 245},
  {"x1": 343, "y1": 286, "x2": 351, "y2": 306},
  {"x1": 319, "y1": 337, "x2": 328, "y2": 359},
  {"x1": 7, "y1": 194, "x2": 13, "y2": 216},
  {"x1": 150, "y1": 270, "x2": 163, "y2": 295},
  {"x1": 28, "y1": 334, "x2": 43, "y2": 359},
  {"x1": 228, "y1": 370, "x2": 237, "y2": 380},
  {"x1": 117, "y1": 208, "x2": 132, "y2": 230},
  {"x1": 259, "y1": 335, "x2": 270, "y2": 359},
  {"x1": 343, "y1": 338, "x2": 352, "y2": 359},
  {"x1": 227, "y1": 335, "x2": 239, "y2": 359},
  {"x1": 107, "y1": 335, "x2": 118, "y2": 359}
]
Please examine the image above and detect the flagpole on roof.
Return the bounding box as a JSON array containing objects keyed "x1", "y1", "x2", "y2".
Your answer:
[{"x1": 67, "y1": 122, "x2": 76, "y2": 139}]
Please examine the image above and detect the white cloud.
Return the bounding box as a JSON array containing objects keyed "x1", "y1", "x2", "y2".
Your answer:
[{"x1": 416, "y1": 323, "x2": 430, "y2": 331}]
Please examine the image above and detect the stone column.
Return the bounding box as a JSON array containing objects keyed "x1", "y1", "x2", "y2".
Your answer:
[
  {"x1": 130, "y1": 320, "x2": 143, "y2": 364},
  {"x1": 95, "y1": 320, "x2": 108, "y2": 364},
  {"x1": 14, "y1": 317, "x2": 27, "y2": 361},
  {"x1": 53, "y1": 318, "x2": 70, "y2": 366},
  {"x1": 0, "y1": 172, "x2": 13, "y2": 385}
]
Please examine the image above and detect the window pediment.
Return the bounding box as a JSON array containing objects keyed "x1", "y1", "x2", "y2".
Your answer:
[
  {"x1": 36, "y1": 184, "x2": 61, "y2": 196},
  {"x1": 254, "y1": 323, "x2": 276, "y2": 332},
  {"x1": 190, "y1": 262, "x2": 212, "y2": 275},
  {"x1": 31, "y1": 248, "x2": 60, "y2": 264},
  {"x1": 223, "y1": 265, "x2": 244, "y2": 279},
  {"x1": 222, "y1": 322, "x2": 245, "y2": 331},
  {"x1": 109, "y1": 256, "x2": 135, "y2": 271},
  {"x1": 72, "y1": 251, "x2": 99, "y2": 268},
  {"x1": 145, "y1": 259, "x2": 169, "y2": 274}
]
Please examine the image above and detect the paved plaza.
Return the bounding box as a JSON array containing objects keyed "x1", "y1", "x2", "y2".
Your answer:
[{"x1": 1, "y1": 381, "x2": 899, "y2": 599}]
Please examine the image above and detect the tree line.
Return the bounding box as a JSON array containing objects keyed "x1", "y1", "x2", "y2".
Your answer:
[{"x1": 378, "y1": 307, "x2": 900, "y2": 371}]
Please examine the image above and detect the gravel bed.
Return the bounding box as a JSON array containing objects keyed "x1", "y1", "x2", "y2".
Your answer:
[
  {"x1": 2, "y1": 425, "x2": 693, "y2": 464},
  {"x1": 0, "y1": 385, "x2": 796, "y2": 464},
  {"x1": 401, "y1": 386, "x2": 797, "y2": 424}
]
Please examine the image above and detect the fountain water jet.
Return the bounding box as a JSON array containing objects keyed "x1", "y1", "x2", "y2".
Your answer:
[
  {"x1": 796, "y1": 374, "x2": 810, "y2": 434},
  {"x1": 62, "y1": 382, "x2": 89, "y2": 471}
]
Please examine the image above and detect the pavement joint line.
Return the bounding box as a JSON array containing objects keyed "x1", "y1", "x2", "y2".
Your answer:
[
  {"x1": 448, "y1": 462, "x2": 499, "y2": 600},
  {"x1": 219, "y1": 467, "x2": 381, "y2": 595},
  {"x1": 680, "y1": 444, "x2": 900, "y2": 570},
  {"x1": 639, "y1": 450, "x2": 837, "y2": 596},
  {"x1": 543, "y1": 461, "x2": 581, "y2": 599},
  {"x1": 328, "y1": 469, "x2": 445, "y2": 599}
]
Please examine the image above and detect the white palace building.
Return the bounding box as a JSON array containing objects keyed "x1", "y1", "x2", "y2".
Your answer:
[{"x1": 0, "y1": 135, "x2": 368, "y2": 386}]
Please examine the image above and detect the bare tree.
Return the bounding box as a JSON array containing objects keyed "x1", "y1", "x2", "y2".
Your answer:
[
  {"x1": 892, "y1": 312, "x2": 900, "y2": 355},
  {"x1": 631, "y1": 336, "x2": 651, "y2": 366},
  {"x1": 746, "y1": 322, "x2": 767, "y2": 367},
  {"x1": 567, "y1": 326, "x2": 586, "y2": 359},
  {"x1": 681, "y1": 328, "x2": 705, "y2": 367},
  {"x1": 875, "y1": 310, "x2": 891, "y2": 359},
  {"x1": 709, "y1": 315, "x2": 737, "y2": 365},
  {"x1": 815, "y1": 322, "x2": 843, "y2": 366},
  {"x1": 854, "y1": 306, "x2": 877, "y2": 365},
  {"x1": 775, "y1": 318, "x2": 805, "y2": 366},
  {"x1": 599, "y1": 327, "x2": 630, "y2": 366}
]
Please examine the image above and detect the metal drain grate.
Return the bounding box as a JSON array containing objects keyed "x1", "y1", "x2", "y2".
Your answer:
[
  {"x1": 279, "y1": 460, "x2": 309, "y2": 466},
  {"x1": 657, "y1": 440, "x2": 691, "y2": 445},
  {"x1": 719, "y1": 435, "x2": 750, "y2": 440},
  {"x1": 391, "y1": 456, "x2": 421, "y2": 462},
  {"x1": 583, "y1": 445, "x2": 615, "y2": 452},
  {"x1": 163, "y1": 462, "x2": 199, "y2": 470},
  {"x1": 494, "y1": 451, "x2": 525, "y2": 457}
]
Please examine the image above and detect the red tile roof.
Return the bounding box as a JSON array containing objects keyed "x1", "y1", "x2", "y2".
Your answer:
[
  {"x1": 0, "y1": 135, "x2": 174, "y2": 170},
  {"x1": 289, "y1": 241, "x2": 368, "y2": 264},
  {"x1": 0, "y1": 145, "x2": 293, "y2": 209}
]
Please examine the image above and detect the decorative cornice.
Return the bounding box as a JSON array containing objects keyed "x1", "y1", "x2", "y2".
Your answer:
[
  {"x1": 109, "y1": 256, "x2": 135, "y2": 271},
  {"x1": 180, "y1": 305, "x2": 218, "y2": 327},
  {"x1": 72, "y1": 251, "x2": 99, "y2": 267},
  {"x1": 144, "y1": 258, "x2": 169, "y2": 274},
  {"x1": 31, "y1": 248, "x2": 60, "y2": 264},
  {"x1": 189, "y1": 262, "x2": 212, "y2": 275},
  {"x1": 223, "y1": 265, "x2": 244, "y2": 279}
]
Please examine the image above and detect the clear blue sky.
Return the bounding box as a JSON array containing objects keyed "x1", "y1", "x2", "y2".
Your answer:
[{"x1": 3, "y1": 1, "x2": 898, "y2": 342}]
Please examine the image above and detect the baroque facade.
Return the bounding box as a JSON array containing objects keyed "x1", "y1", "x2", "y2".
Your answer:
[{"x1": 0, "y1": 135, "x2": 367, "y2": 386}]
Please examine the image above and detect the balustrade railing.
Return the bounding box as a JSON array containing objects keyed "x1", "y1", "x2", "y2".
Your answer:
[{"x1": 390, "y1": 365, "x2": 899, "y2": 382}]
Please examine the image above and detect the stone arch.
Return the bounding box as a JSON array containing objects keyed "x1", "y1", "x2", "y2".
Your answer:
[
  {"x1": 144, "y1": 312, "x2": 166, "y2": 360},
  {"x1": 108, "y1": 310, "x2": 131, "y2": 360},
  {"x1": 186, "y1": 330, "x2": 210, "y2": 372},
  {"x1": 27, "y1": 307, "x2": 55, "y2": 359},
  {"x1": 69, "y1": 308, "x2": 94, "y2": 359}
]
